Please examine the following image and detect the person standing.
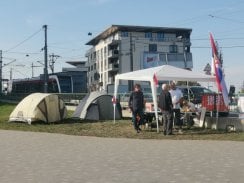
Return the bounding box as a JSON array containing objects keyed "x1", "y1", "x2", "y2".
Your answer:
[
  {"x1": 158, "y1": 84, "x2": 173, "y2": 135},
  {"x1": 169, "y1": 82, "x2": 183, "y2": 133},
  {"x1": 128, "y1": 84, "x2": 144, "y2": 133}
]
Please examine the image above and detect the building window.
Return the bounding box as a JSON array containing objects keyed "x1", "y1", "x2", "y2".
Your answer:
[
  {"x1": 169, "y1": 45, "x2": 178, "y2": 53},
  {"x1": 149, "y1": 44, "x2": 157, "y2": 52},
  {"x1": 157, "y1": 32, "x2": 164, "y2": 38},
  {"x1": 157, "y1": 32, "x2": 164, "y2": 41},
  {"x1": 145, "y1": 32, "x2": 152, "y2": 38},
  {"x1": 121, "y1": 31, "x2": 129, "y2": 37}
]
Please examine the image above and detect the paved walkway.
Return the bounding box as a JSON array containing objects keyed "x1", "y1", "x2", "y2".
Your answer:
[{"x1": 0, "y1": 130, "x2": 243, "y2": 183}]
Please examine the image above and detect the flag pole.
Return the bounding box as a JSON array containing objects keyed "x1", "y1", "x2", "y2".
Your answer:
[{"x1": 216, "y1": 92, "x2": 220, "y2": 130}]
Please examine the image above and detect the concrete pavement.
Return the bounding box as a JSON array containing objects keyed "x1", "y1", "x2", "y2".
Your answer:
[{"x1": 0, "y1": 130, "x2": 243, "y2": 183}]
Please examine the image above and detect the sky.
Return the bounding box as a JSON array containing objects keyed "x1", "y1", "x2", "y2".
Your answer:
[{"x1": 1, "y1": 0, "x2": 244, "y2": 91}]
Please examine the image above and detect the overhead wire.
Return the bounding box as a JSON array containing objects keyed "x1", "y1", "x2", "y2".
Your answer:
[{"x1": 4, "y1": 28, "x2": 42, "y2": 53}]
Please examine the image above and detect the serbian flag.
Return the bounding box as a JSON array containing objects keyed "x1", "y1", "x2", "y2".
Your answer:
[
  {"x1": 209, "y1": 33, "x2": 229, "y2": 106},
  {"x1": 153, "y1": 73, "x2": 159, "y2": 87}
]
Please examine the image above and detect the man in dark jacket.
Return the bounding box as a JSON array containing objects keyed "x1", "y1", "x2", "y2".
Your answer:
[
  {"x1": 128, "y1": 84, "x2": 144, "y2": 133},
  {"x1": 158, "y1": 84, "x2": 173, "y2": 135}
]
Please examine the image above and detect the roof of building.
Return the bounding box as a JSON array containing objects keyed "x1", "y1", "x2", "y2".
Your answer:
[
  {"x1": 66, "y1": 61, "x2": 87, "y2": 67},
  {"x1": 86, "y1": 24, "x2": 192, "y2": 45}
]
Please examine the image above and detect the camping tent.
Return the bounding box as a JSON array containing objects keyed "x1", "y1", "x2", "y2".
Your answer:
[
  {"x1": 9, "y1": 93, "x2": 67, "y2": 124},
  {"x1": 72, "y1": 91, "x2": 122, "y2": 120},
  {"x1": 114, "y1": 65, "x2": 215, "y2": 132}
]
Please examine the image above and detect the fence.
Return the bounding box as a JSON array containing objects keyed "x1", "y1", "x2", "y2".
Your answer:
[{"x1": 0, "y1": 93, "x2": 87, "y2": 105}]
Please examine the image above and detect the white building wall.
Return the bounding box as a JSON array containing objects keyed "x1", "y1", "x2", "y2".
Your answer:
[{"x1": 86, "y1": 28, "x2": 192, "y2": 92}]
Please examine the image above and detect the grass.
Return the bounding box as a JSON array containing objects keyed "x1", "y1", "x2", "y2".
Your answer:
[{"x1": 0, "y1": 102, "x2": 244, "y2": 141}]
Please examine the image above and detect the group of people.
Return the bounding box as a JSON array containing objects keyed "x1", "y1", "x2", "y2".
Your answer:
[{"x1": 128, "y1": 82, "x2": 196, "y2": 135}]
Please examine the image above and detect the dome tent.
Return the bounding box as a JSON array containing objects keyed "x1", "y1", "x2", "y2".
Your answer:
[
  {"x1": 72, "y1": 91, "x2": 122, "y2": 120},
  {"x1": 9, "y1": 93, "x2": 67, "y2": 124}
]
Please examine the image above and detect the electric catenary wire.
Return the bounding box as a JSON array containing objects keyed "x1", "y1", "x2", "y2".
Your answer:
[{"x1": 4, "y1": 28, "x2": 42, "y2": 53}]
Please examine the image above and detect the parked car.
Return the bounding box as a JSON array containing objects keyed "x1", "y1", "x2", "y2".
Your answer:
[{"x1": 177, "y1": 86, "x2": 214, "y2": 104}]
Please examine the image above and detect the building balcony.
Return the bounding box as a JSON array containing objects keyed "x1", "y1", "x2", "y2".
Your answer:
[
  {"x1": 108, "y1": 39, "x2": 120, "y2": 46},
  {"x1": 108, "y1": 63, "x2": 119, "y2": 72},
  {"x1": 85, "y1": 47, "x2": 95, "y2": 57},
  {"x1": 108, "y1": 49, "x2": 119, "y2": 58},
  {"x1": 148, "y1": 37, "x2": 191, "y2": 43},
  {"x1": 108, "y1": 58, "x2": 119, "y2": 64},
  {"x1": 107, "y1": 77, "x2": 115, "y2": 85},
  {"x1": 142, "y1": 52, "x2": 193, "y2": 69}
]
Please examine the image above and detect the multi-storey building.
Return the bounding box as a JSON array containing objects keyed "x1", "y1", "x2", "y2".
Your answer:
[{"x1": 85, "y1": 25, "x2": 192, "y2": 92}]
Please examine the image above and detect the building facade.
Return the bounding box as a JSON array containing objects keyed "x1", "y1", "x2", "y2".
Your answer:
[{"x1": 85, "y1": 25, "x2": 192, "y2": 92}]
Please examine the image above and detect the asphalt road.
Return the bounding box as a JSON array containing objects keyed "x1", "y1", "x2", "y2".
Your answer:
[{"x1": 0, "y1": 130, "x2": 243, "y2": 183}]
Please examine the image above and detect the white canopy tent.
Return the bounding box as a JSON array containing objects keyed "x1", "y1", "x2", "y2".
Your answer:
[{"x1": 114, "y1": 65, "x2": 215, "y2": 132}]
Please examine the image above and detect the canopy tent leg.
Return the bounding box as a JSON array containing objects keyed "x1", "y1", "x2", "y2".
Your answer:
[
  {"x1": 113, "y1": 79, "x2": 119, "y2": 124},
  {"x1": 150, "y1": 79, "x2": 159, "y2": 133}
]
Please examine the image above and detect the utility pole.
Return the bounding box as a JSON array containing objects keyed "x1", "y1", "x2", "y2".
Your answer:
[
  {"x1": 0, "y1": 50, "x2": 2, "y2": 94},
  {"x1": 10, "y1": 67, "x2": 13, "y2": 80},
  {"x1": 49, "y1": 53, "x2": 60, "y2": 73},
  {"x1": 129, "y1": 32, "x2": 134, "y2": 91},
  {"x1": 43, "y1": 25, "x2": 48, "y2": 93}
]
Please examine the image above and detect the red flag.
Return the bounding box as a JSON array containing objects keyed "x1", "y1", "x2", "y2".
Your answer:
[
  {"x1": 209, "y1": 33, "x2": 229, "y2": 106},
  {"x1": 112, "y1": 96, "x2": 116, "y2": 105},
  {"x1": 153, "y1": 73, "x2": 158, "y2": 87}
]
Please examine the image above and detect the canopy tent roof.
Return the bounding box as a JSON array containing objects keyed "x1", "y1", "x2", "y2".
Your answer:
[
  {"x1": 115, "y1": 65, "x2": 215, "y2": 82},
  {"x1": 114, "y1": 65, "x2": 215, "y2": 132}
]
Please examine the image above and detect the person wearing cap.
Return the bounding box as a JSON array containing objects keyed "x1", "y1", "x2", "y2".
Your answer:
[{"x1": 158, "y1": 84, "x2": 173, "y2": 135}]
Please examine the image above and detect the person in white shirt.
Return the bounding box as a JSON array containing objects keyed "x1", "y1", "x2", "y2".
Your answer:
[{"x1": 169, "y1": 82, "x2": 183, "y2": 132}]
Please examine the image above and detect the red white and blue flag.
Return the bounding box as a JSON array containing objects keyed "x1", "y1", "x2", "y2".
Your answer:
[
  {"x1": 153, "y1": 73, "x2": 159, "y2": 87},
  {"x1": 209, "y1": 33, "x2": 229, "y2": 107}
]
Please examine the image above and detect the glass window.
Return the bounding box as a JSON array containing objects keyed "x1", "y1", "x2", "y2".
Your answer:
[
  {"x1": 121, "y1": 31, "x2": 129, "y2": 37},
  {"x1": 157, "y1": 32, "x2": 164, "y2": 41},
  {"x1": 145, "y1": 32, "x2": 152, "y2": 38},
  {"x1": 169, "y1": 45, "x2": 178, "y2": 53},
  {"x1": 149, "y1": 44, "x2": 157, "y2": 52},
  {"x1": 58, "y1": 76, "x2": 72, "y2": 93}
]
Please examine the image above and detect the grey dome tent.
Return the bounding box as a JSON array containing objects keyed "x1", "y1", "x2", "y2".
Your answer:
[
  {"x1": 9, "y1": 93, "x2": 67, "y2": 124},
  {"x1": 72, "y1": 91, "x2": 122, "y2": 120}
]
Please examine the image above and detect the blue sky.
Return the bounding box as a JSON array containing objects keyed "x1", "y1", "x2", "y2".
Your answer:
[{"x1": 1, "y1": 0, "x2": 244, "y2": 91}]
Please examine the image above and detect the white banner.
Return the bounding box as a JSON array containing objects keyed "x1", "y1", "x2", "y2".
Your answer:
[{"x1": 143, "y1": 53, "x2": 160, "y2": 69}]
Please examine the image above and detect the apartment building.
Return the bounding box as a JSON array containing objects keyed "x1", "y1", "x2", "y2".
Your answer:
[{"x1": 85, "y1": 25, "x2": 192, "y2": 92}]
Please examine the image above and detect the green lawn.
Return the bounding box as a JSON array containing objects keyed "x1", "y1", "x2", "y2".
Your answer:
[{"x1": 0, "y1": 102, "x2": 244, "y2": 141}]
